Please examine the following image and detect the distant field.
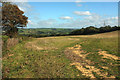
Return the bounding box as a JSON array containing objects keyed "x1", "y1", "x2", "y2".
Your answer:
[
  {"x1": 18, "y1": 28, "x2": 75, "y2": 37},
  {"x1": 3, "y1": 31, "x2": 119, "y2": 78},
  {"x1": 69, "y1": 30, "x2": 118, "y2": 38}
]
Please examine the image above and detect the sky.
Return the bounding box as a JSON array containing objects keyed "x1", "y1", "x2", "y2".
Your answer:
[
  {"x1": 15, "y1": 1, "x2": 118, "y2": 29},
  {"x1": 5, "y1": 0, "x2": 120, "y2": 2}
]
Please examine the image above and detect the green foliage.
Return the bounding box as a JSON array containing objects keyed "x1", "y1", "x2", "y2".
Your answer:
[
  {"x1": 2, "y1": 2, "x2": 28, "y2": 38},
  {"x1": 70, "y1": 26, "x2": 119, "y2": 35}
]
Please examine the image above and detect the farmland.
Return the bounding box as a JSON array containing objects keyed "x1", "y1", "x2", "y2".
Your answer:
[
  {"x1": 2, "y1": 31, "x2": 119, "y2": 79},
  {"x1": 18, "y1": 28, "x2": 75, "y2": 37}
]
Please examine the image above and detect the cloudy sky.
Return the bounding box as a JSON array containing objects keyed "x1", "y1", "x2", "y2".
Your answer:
[{"x1": 15, "y1": 1, "x2": 118, "y2": 29}]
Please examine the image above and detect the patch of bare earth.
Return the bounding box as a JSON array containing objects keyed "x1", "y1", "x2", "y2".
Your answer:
[
  {"x1": 25, "y1": 39, "x2": 58, "y2": 51},
  {"x1": 98, "y1": 51, "x2": 120, "y2": 60},
  {"x1": 25, "y1": 41, "x2": 43, "y2": 50},
  {"x1": 64, "y1": 44, "x2": 116, "y2": 78}
]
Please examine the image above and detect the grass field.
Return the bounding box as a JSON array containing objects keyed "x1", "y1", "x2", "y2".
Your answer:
[
  {"x1": 2, "y1": 31, "x2": 119, "y2": 79},
  {"x1": 19, "y1": 28, "x2": 75, "y2": 37}
]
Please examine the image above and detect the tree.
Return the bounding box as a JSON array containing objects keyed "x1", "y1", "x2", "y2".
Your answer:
[
  {"x1": 2, "y1": 2, "x2": 28, "y2": 37},
  {"x1": 84, "y1": 26, "x2": 99, "y2": 34}
]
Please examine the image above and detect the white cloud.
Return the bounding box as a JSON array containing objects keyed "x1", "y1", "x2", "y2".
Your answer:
[
  {"x1": 1, "y1": 0, "x2": 32, "y2": 14},
  {"x1": 37, "y1": 19, "x2": 57, "y2": 27},
  {"x1": 2, "y1": 0, "x2": 32, "y2": 13},
  {"x1": 18, "y1": 6, "x2": 24, "y2": 11},
  {"x1": 84, "y1": 14, "x2": 101, "y2": 21},
  {"x1": 56, "y1": 15, "x2": 118, "y2": 28},
  {"x1": 59, "y1": 16, "x2": 73, "y2": 20},
  {"x1": 75, "y1": 0, "x2": 83, "y2": 3},
  {"x1": 107, "y1": 17, "x2": 118, "y2": 20},
  {"x1": 14, "y1": 2, "x2": 32, "y2": 13},
  {"x1": 75, "y1": 0, "x2": 82, "y2": 7},
  {"x1": 28, "y1": 19, "x2": 57, "y2": 28},
  {"x1": 105, "y1": 17, "x2": 118, "y2": 26},
  {"x1": 27, "y1": 19, "x2": 37, "y2": 28},
  {"x1": 74, "y1": 11, "x2": 91, "y2": 16},
  {"x1": 28, "y1": 20, "x2": 34, "y2": 25},
  {"x1": 83, "y1": 14, "x2": 103, "y2": 26},
  {"x1": 27, "y1": 15, "x2": 118, "y2": 28},
  {"x1": 83, "y1": 15, "x2": 118, "y2": 27},
  {"x1": 28, "y1": 20, "x2": 32, "y2": 23}
]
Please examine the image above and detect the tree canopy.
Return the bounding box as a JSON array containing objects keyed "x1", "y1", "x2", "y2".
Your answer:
[{"x1": 2, "y1": 2, "x2": 28, "y2": 37}]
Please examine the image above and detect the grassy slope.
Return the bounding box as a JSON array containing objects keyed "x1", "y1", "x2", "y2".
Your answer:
[
  {"x1": 3, "y1": 37, "x2": 86, "y2": 78},
  {"x1": 2, "y1": 31, "x2": 119, "y2": 78}
]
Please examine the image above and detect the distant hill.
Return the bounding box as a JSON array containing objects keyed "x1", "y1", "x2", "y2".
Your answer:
[
  {"x1": 18, "y1": 26, "x2": 119, "y2": 38},
  {"x1": 18, "y1": 28, "x2": 75, "y2": 37}
]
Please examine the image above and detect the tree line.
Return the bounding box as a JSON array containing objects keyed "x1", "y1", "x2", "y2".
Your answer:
[{"x1": 69, "y1": 26, "x2": 119, "y2": 35}]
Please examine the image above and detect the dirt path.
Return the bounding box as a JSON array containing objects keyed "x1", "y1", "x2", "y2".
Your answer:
[
  {"x1": 98, "y1": 51, "x2": 119, "y2": 60},
  {"x1": 25, "y1": 37, "x2": 80, "y2": 51},
  {"x1": 64, "y1": 44, "x2": 118, "y2": 78},
  {"x1": 25, "y1": 38, "x2": 56, "y2": 51}
]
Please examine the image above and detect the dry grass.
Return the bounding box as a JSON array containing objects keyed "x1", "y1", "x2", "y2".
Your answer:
[
  {"x1": 98, "y1": 51, "x2": 120, "y2": 60},
  {"x1": 3, "y1": 31, "x2": 119, "y2": 78},
  {"x1": 69, "y1": 31, "x2": 118, "y2": 38}
]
